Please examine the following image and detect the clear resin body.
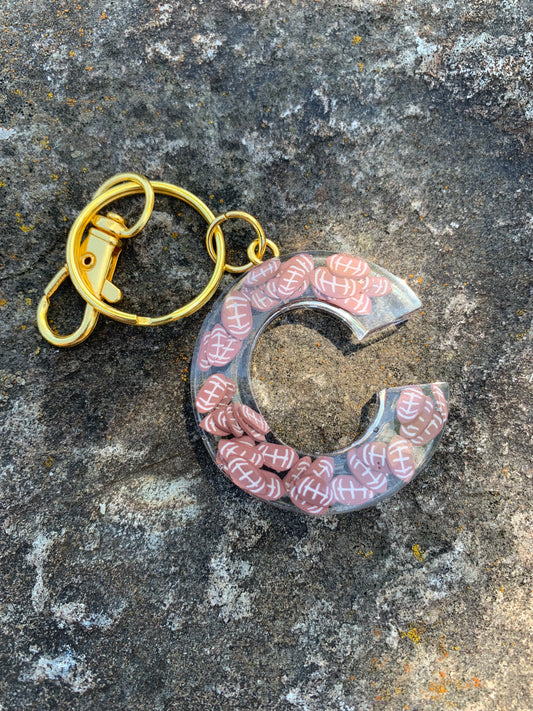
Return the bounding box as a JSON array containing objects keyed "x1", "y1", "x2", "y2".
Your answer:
[{"x1": 191, "y1": 252, "x2": 449, "y2": 516}]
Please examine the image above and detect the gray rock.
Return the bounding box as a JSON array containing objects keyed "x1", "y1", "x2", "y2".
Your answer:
[{"x1": 0, "y1": 0, "x2": 531, "y2": 709}]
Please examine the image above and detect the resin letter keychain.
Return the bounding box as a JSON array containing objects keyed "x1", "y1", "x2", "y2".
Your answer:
[{"x1": 38, "y1": 173, "x2": 450, "y2": 516}]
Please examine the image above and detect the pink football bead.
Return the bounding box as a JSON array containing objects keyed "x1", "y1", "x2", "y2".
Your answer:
[
  {"x1": 290, "y1": 474, "x2": 334, "y2": 512},
  {"x1": 332, "y1": 475, "x2": 374, "y2": 506},
  {"x1": 386, "y1": 436, "x2": 415, "y2": 482},
  {"x1": 195, "y1": 374, "x2": 232, "y2": 413},
  {"x1": 217, "y1": 438, "x2": 230, "y2": 460},
  {"x1": 288, "y1": 278, "x2": 310, "y2": 298},
  {"x1": 306, "y1": 456, "x2": 335, "y2": 481},
  {"x1": 221, "y1": 293, "x2": 253, "y2": 340},
  {"x1": 244, "y1": 258, "x2": 281, "y2": 287},
  {"x1": 326, "y1": 253, "x2": 370, "y2": 279},
  {"x1": 205, "y1": 324, "x2": 242, "y2": 367},
  {"x1": 431, "y1": 383, "x2": 449, "y2": 421},
  {"x1": 197, "y1": 331, "x2": 212, "y2": 372},
  {"x1": 218, "y1": 377, "x2": 237, "y2": 406},
  {"x1": 226, "y1": 457, "x2": 267, "y2": 495},
  {"x1": 224, "y1": 403, "x2": 245, "y2": 437},
  {"x1": 399, "y1": 396, "x2": 435, "y2": 440},
  {"x1": 326, "y1": 291, "x2": 372, "y2": 315},
  {"x1": 250, "y1": 288, "x2": 280, "y2": 312},
  {"x1": 277, "y1": 266, "x2": 309, "y2": 298},
  {"x1": 410, "y1": 411, "x2": 444, "y2": 447},
  {"x1": 284, "y1": 456, "x2": 312, "y2": 490},
  {"x1": 236, "y1": 404, "x2": 270, "y2": 434},
  {"x1": 279, "y1": 253, "x2": 314, "y2": 277},
  {"x1": 257, "y1": 442, "x2": 299, "y2": 472},
  {"x1": 211, "y1": 406, "x2": 232, "y2": 435},
  {"x1": 218, "y1": 439, "x2": 264, "y2": 468},
  {"x1": 200, "y1": 411, "x2": 230, "y2": 437},
  {"x1": 232, "y1": 404, "x2": 267, "y2": 441},
  {"x1": 347, "y1": 452, "x2": 388, "y2": 493},
  {"x1": 359, "y1": 276, "x2": 392, "y2": 297},
  {"x1": 257, "y1": 471, "x2": 287, "y2": 501},
  {"x1": 311, "y1": 267, "x2": 359, "y2": 299},
  {"x1": 396, "y1": 386, "x2": 425, "y2": 424},
  {"x1": 356, "y1": 441, "x2": 390, "y2": 474},
  {"x1": 264, "y1": 278, "x2": 283, "y2": 301}
]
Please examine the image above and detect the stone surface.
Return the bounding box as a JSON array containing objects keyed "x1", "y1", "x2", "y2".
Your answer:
[{"x1": 1, "y1": 1, "x2": 532, "y2": 709}]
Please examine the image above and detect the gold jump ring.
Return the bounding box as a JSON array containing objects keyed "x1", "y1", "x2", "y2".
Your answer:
[
  {"x1": 247, "y1": 237, "x2": 281, "y2": 265},
  {"x1": 206, "y1": 210, "x2": 267, "y2": 274}
]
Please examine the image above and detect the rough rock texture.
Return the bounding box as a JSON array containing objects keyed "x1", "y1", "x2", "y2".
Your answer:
[{"x1": 1, "y1": 1, "x2": 532, "y2": 709}]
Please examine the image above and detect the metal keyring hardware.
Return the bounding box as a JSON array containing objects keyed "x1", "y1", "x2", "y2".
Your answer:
[
  {"x1": 205, "y1": 211, "x2": 268, "y2": 274},
  {"x1": 247, "y1": 237, "x2": 280, "y2": 264},
  {"x1": 37, "y1": 176, "x2": 227, "y2": 346}
]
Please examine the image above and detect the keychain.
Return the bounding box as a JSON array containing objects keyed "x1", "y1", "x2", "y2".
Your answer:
[{"x1": 38, "y1": 173, "x2": 449, "y2": 516}]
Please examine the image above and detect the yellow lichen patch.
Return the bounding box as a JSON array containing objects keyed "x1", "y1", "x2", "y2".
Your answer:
[
  {"x1": 427, "y1": 681, "x2": 447, "y2": 697},
  {"x1": 0, "y1": 299, "x2": 6, "y2": 307},
  {"x1": 412, "y1": 544, "x2": 424, "y2": 562},
  {"x1": 15, "y1": 212, "x2": 34, "y2": 232},
  {"x1": 357, "y1": 549, "x2": 373, "y2": 558},
  {"x1": 358, "y1": 62, "x2": 364, "y2": 72},
  {"x1": 175, "y1": 352, "x2": 189, "y2": 382},
  {"x1": 400, "y1": 627, "x2": 421, "y2": 644},
  {"x1": 44, "y1": 456, "x2": 54, "y2": 468},
  {"x1": 407, "y1": 628, "x2": 421, "y2": 643},
  {"x1": 352, "y1": 35, "x2": 362, "y2": 44}
]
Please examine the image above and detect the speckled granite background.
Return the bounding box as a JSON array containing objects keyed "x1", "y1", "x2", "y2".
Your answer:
[{"x1": 1, "y1": 1, "x2": 532, "y2": 709}]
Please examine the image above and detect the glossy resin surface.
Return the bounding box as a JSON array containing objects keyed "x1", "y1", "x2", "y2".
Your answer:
[{"x1": 191, "y1": 252, "x2": 449, "y2": 515}]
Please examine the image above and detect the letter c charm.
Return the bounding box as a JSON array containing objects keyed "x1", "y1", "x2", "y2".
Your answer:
[{"x1": 191, "y1": 252, "x2": 450, "y2": 516}]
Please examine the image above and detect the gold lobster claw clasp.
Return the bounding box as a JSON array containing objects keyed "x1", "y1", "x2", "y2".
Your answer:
[
  {"x1": 37, "y1": 212, "x2": 128, "y2": 347},
  {"x1": 37, "y1": 172, "x2": 156, "y2": 347}
]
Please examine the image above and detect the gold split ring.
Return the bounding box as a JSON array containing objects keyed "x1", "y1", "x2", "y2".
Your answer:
[{"x1": 65, "y1": 180, "x2": 226, "y2": 327}]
